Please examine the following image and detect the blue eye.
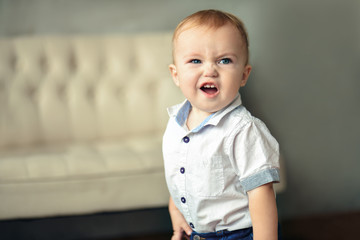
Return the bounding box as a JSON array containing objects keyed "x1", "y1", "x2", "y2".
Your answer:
[
  {"x1": 219, "y1": 58, "x2": 232, "y2": 64},
  {"x1": 191, "y1": 59, "x2": 201, "y2": 64}
]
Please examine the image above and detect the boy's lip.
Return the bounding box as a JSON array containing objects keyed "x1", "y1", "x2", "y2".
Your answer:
[{"x1": 199, "y1": 82, "x2": 219, "y2": 97}]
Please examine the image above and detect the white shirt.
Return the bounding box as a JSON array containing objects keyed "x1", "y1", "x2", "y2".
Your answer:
[{"x1": 162, "y1": 94, "x2": 280, "y2": 233}]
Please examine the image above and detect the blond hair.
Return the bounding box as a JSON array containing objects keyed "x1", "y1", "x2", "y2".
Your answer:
[{"x1": 172, "y1": 9, "x2": 250, "y2": 64}]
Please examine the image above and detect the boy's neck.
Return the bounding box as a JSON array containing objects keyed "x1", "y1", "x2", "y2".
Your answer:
[{"x1": 186, "y1": 108, "x2": 213, "y2": 131}]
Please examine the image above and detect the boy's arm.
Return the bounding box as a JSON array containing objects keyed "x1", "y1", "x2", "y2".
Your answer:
[
  {"x1": 169, "y1": 196, "x2": 193, "y2": 240},
  {"x1": 248, "y1": 183, "x2": 278, "y2": 240}
]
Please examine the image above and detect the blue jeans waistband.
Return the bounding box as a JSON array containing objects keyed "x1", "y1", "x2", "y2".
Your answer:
[{"x1": 190, "y1": 227, "x2": 253, "y2": 240}]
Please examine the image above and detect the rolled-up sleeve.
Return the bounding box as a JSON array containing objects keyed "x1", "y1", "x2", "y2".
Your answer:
[{"x1": 230, "y1": 118, "x2": 280, "y2": 192}]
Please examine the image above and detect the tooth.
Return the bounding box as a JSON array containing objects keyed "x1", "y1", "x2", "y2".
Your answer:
[{"x1": 211, "y1": 85, "x2": 215, "y2": 88}]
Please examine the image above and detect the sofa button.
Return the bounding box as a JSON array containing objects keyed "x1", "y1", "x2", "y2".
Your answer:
[
  {"x1": 183, "y1": 136, "x2": 189, "y2": 143},
  {"x1": 181, "y1": 197, "x2": 186, "y2": 203},
  {"x1": 180, "y1": 167, "x2": 185, "y2": 174}
]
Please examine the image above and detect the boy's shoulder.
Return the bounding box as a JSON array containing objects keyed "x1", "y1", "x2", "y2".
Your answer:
[
  {"x1": 224, "y1": 105, "x2": 268, "y2": 134},
  {"x1": 226, "y1": 105, "x2": 254, "y2": 124}
]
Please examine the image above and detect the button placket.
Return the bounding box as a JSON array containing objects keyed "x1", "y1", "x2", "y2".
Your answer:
[
  {"x1": 178, "y1": 133, "x2": 193, "y2": 230},
  {"x1": 180, "y1": 135, "x2": 188, "y2": 206}
]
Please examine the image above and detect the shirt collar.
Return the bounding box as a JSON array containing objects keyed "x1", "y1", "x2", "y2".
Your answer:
[{"x1": 167, "y1": 94, "x2": 242, "y2": 132}]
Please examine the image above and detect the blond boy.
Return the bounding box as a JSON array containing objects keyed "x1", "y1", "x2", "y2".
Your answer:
[{"x1": 163, "y1": 9, "x2": 280, "y2": 240}]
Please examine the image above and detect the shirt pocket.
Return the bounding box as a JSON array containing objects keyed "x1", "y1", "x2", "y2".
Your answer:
[{"x1": 187, "y1": 154, "x2": 225, "y2": 197}]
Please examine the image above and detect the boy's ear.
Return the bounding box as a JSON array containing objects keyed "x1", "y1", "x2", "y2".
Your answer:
[
  {"x1": 169, "y1": 64, "x2": 180, "y2": 87},
  {"x1": 240, "y1": 65, "x2": 252, "y2": 87}
]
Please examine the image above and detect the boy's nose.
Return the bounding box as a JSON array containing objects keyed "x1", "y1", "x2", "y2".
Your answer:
[{"x1": 203, "y1": 63, "x2": 218, "y2": 77}]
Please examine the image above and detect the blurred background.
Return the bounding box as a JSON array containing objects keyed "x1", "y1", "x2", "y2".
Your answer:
[{"x1": 1, "y1": 0, "x2": 360, "y2": 239}]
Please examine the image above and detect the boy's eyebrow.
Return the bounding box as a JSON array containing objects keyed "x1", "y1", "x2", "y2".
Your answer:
[
  {"x1": 217, "y1": 53, "x2": 238, "y2": 59},
  {"x1": 184, "y1": 53, "x2": 201, "y2": 57},
  {"x1": 180, "y1": 52, "x2": 202, "y2": 59},
  {"x1": 181, "y1": 52, "x2": 239, "y2": 59}
]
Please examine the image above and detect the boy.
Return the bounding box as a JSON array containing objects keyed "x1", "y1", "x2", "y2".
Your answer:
[{"x1": 163, "y1": 9, "x2": 280, "y2": 240}]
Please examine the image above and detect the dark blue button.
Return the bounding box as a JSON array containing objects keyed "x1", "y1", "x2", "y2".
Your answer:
[
  {"x1": 180, "y1": 167, "x2": 185, "y2": 174},
  {"x1": 190, "y1": 222, "x2": 195, "y2": 228},
  {"x1": 181, "y1": 197, "x2": 186, "y2": 203},
  {"x1": 183, "y1": 136, "x2": 189, "y2": 143}
]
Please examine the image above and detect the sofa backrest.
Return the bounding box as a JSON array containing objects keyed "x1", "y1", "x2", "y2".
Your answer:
[{"x1": 0, "y1": 33, "x2": 184, "y2": 148}]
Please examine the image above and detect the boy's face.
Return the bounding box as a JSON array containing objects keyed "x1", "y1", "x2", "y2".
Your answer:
[{"x1": 169, "y1": 23, "x2": 251, "y2": 116}]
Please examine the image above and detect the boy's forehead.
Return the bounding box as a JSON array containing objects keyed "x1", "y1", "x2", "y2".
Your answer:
[
  {"x1": 172, "y1": 23, "x2": 248, "y2": 64},
  {"x1": 171, "y1": 11, "x2": 250, "y2": 64},
  {"x1": 174, "y1": 23, "x2": 244, "y2": 47},
  {"x1": 176, "y1": 22, "x2": 235, "y2": 38}
]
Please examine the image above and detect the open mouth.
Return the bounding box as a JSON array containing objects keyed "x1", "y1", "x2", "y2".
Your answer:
[{"x1": 200, "y1": 83, "x2": 218, "y2": 95}]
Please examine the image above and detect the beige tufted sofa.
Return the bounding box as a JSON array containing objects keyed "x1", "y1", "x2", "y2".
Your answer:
[{"x1": 0, "y1": 33, "x2": 185, "y2": 220}]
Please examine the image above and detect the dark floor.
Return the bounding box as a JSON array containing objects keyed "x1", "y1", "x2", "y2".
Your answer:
[
  {"x1": 117, "y1": 211, "x2": 360, "y2": 240},
  {"x1": 0, "y1": 208, "x2": 173, "y2": 240},
  {"x1": 1, "y1": 209, "x2": 360, "y2": 240},
  {"x1": 280, "y1": 211, "x2": 360, "y2": 240}
]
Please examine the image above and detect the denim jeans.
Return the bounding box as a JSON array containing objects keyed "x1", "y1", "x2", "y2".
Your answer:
[
  {"x1": 190, "y1": 227, "x2": 253, "y2": 240},
  {"x1": 190, "y1": 224, "x2": 282, "y2": 240}
]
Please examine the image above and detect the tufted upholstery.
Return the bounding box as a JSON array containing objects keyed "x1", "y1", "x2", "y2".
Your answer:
[{"x1": 0, "y1": 33, "x2": 184, "y2": 220}]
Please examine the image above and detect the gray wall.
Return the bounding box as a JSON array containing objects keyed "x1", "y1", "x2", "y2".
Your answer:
[{"x1": 1, "y1": 0, "x2": 359, "y2": 220}]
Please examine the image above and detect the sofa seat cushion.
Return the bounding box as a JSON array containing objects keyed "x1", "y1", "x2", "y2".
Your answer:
[{"x1": 0, "y1": 133, "x2": 164, "y2": 183}]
